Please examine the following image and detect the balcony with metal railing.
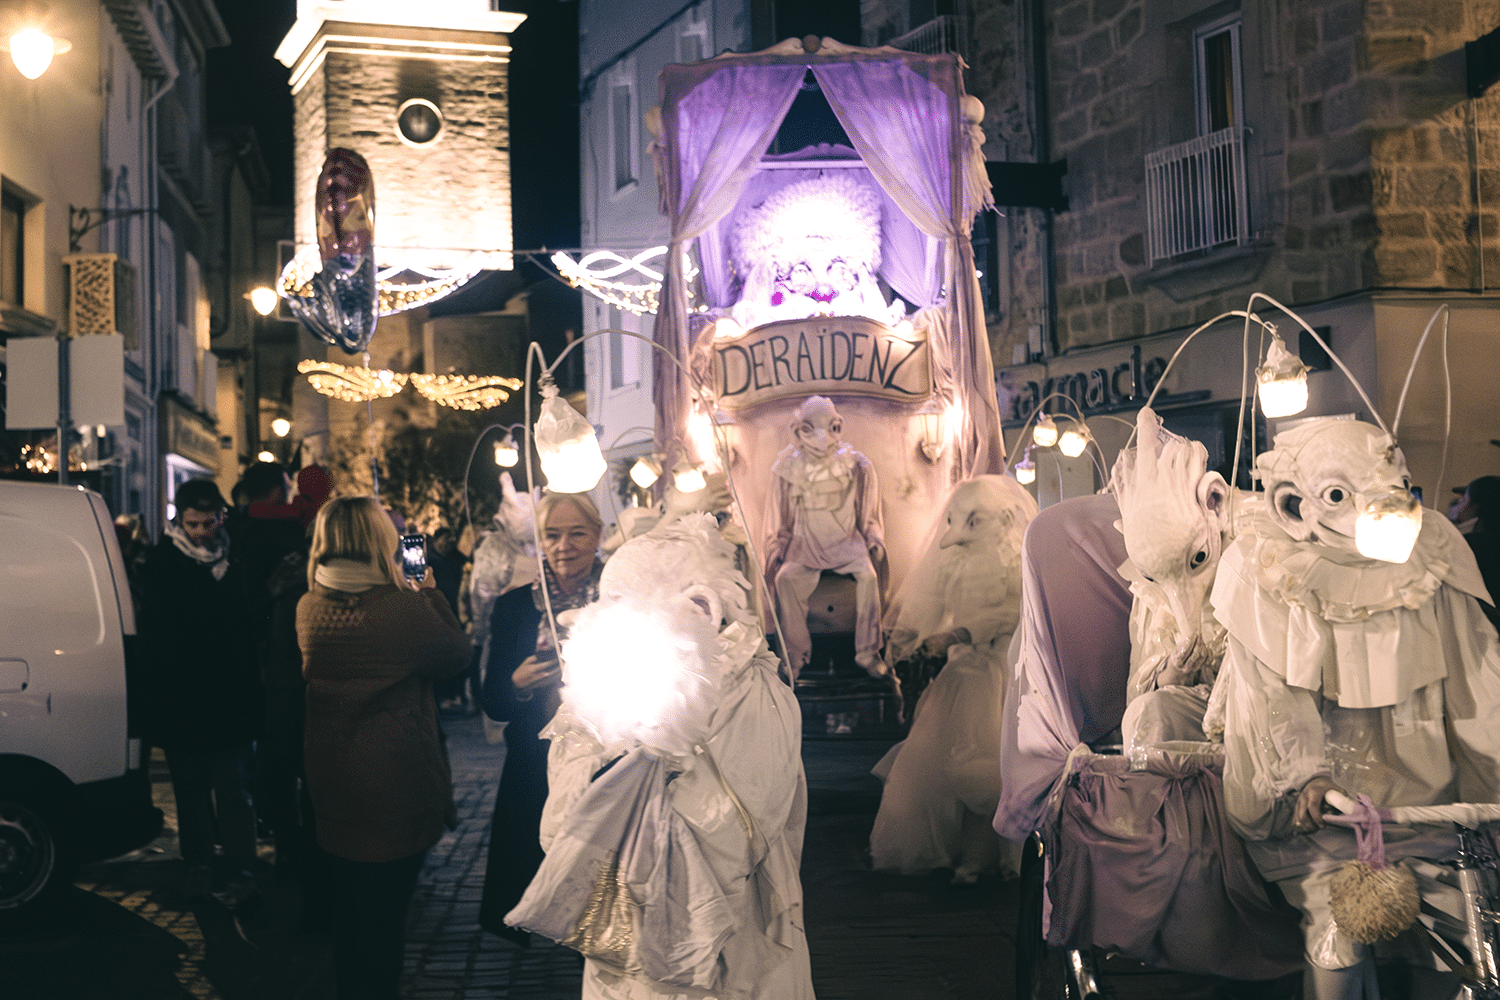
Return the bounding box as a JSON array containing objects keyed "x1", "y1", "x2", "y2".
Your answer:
[
  {"x1": 1144, "y1": 127, "x2": 1248, "y2": 262},
  {"x1": 889, "y1": 15, "x2": 969, "y2": 60}
]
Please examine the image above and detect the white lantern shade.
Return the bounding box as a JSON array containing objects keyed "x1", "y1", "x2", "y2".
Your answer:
[
  {"x1": 915, "y1": 398, "x2": 946, "y2": 461},
  {"x1": 1257, "y1": 370, "x2": 1309, "y2": 418},
  {"x1": 535, "y1": 394, "x2": 606, "y2": 493},
  {"x1": 673, "y1": 463, "x2": 707, "y2": 494},
  {"x1": 1033, "y1": 413, "x2": 1059, "y2": 448},
  {"x1": 630, "y1": 455, "x2": 662, "y2": 489},
  {"x1": 494, "y1": 438, "x2": 519, "y2": 468},
  {"x1": 1015, "y1": 462, "x2": 1036, "y2": 485},
  {"x1": 1355, "y1": 494, "x2": 1422, "y2": 564},
  {"x1": 1058, "y1": 427, "x2": 1089, "y2": 458}
]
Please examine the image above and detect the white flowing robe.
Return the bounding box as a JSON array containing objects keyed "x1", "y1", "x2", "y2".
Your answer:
[{"x1": 534, "y1": 623, "x2": 815, "y2": 1000}]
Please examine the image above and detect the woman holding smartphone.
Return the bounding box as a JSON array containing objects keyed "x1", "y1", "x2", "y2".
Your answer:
[
  {"x1": 297, "y1": 497, "x2": 471, "y2": 1000},
  {"x1": 478, "y1": 491, "x2": 604, "y2": 944}
]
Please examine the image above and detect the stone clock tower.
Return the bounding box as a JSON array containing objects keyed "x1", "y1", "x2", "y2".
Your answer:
[{"x1": 275, "y1": 0, "x2": 525, "y2": 273}]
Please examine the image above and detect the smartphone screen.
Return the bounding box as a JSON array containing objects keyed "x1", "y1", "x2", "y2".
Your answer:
[{"x1": 399, "y1": 534, "x2": 427, "y2": 580}]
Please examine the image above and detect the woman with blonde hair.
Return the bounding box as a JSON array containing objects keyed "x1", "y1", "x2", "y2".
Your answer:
[{"x1": 297, "y1": 496, "x2": 471, "y2": 1000}]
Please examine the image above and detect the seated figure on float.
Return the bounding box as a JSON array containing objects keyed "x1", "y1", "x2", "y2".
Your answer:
[
  {"x1": 1108, "y1": 406, "x2": 1233, "y2": 756},
  {"x1": 764, "y1": 395, "x2": 890, "y2": 683},
  {"x1": 1207, "y1": 417, "x2": 1500, "y2": 1000}
]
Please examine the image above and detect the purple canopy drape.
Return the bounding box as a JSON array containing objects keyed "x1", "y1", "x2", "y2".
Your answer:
[{"x1": 655, "y1": 38, "x2": 1003, "y2": 476}]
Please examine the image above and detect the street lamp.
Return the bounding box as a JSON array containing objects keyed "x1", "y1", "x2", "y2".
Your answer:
[
  {"x1": 271, "y1": 417, "x2": 291, "y2": 438},
  {"x1": 4, "y1": 25, "x2": 70, "y2": 80},
  {"x1": 248, "y1": 286, "x2": 278, "y2": 317}
]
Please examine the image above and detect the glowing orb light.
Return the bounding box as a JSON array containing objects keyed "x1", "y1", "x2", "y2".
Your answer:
[
  {"x1": 1058, "y1": 424, "x2": 1090, "y2": 458},
  {"x1": 1257, "y1": 332, "x2": 1311, "y2": 419},
  {"x1": 1355, "y1": 492, "x2": 1422, "y2": 564},
  {"x1": 1033, "y1": 413, "x2": 1059, "y2": 448},
  {"x1": 534, "y1": 388, "x2": 606, "y2": 493}
]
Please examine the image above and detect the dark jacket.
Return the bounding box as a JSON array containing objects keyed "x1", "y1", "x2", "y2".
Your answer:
[
  {"x1": 138, "y1": 537, "x2": 261, "y2": 750},
  {"x1": 297, "y1": 582, "x2": 471, "y2": 863}
]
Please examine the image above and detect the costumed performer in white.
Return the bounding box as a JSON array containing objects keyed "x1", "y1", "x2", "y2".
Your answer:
[
  {"x1": 1207, "y1": 418, "x2": 1500, "y2": 1000},
  {"x1": 765, "y1": 395, "x2": 891, "y2": 684},
  {"x1": 506, "y1": 512, "x2": 814, "y2": 1000},
  {"x1": 1109, "y1": 406, "x2": 1232, "y2": 754},
  {"x1": 871, "y1": 475, "x2": 1035, "y2": 882}
]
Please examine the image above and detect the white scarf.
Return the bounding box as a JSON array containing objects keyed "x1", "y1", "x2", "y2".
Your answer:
[
  {"x1": 164, "y1": 520, "x2": 229, "y2": 581},
  {"x1": 314, "y1": 557, "x2": 394, "y2": 594}
]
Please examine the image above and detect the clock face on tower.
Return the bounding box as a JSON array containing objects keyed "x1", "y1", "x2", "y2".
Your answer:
[{"x1": 396, "y1": 98, "x2": 444, "y2": 147}]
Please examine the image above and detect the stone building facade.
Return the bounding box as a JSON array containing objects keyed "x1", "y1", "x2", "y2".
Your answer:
[{"x1": 904, "y1": 0, "x2": 1500, "y2": 502}]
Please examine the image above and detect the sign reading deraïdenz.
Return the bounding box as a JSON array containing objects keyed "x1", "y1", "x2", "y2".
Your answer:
[{"x1": 713, "y1": 316, "x2": 931, "y2": 410}]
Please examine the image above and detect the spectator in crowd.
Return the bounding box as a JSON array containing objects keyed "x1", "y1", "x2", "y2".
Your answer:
[
  {"x1": 138, "y1": 478, "x2": 262, "y2": 905},
  {"x1": 478, "y1": 491, "x2": 602, "y2": 945},
  {"x1": 298, "y1": 496, "x2": 471, "y2": 1000}
]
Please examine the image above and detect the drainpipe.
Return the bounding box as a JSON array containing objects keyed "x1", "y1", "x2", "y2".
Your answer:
[{"x1": 1030, "y1": 0, "x2": 1058, "y2": 359}]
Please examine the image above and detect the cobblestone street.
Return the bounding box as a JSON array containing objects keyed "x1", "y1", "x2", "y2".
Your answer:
[{"x1": 11, "y1": 711, "x2": 1017, "y2": 999}]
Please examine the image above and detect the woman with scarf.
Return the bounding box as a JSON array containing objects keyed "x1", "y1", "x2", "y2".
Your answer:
[
  {"x1": 138, "y1": 478, "x2": 261, "y2": 904},
  {"x1": 478, "y1": 491, "x2": 604, "y2": 944},
  {"x1": 297, "y1": 496, "x2": 471, "y2": 1000}
]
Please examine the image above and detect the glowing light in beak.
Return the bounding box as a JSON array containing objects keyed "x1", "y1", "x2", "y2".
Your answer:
[
  {"x1": 673, "y1": 462, "x2": 707, "y2": 494},
  {"x1": 1355, "y1": 491, "x2": 1422, "y2": 564}
]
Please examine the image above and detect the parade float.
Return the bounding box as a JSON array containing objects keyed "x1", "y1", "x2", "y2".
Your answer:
[{"x1": 638, "y1": 37, "x2": 1006, "y2": 729}]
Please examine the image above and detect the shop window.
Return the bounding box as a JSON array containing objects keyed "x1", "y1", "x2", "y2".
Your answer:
[
  {"x1": 1, "y1": 188, "x2": 24, "y2": 307},
  {"x1": 608, "y1": 308, "x2": 641, "y2": 390}
]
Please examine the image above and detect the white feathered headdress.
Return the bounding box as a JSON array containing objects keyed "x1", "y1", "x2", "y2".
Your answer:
[{"x1": 731, "y1": 173, "x2": 883, "y2": 277}]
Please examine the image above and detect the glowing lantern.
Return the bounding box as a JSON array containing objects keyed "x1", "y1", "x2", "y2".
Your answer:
[
  {"x1": 1058, "y1": 423, "x2": 1091, "y2": 458},
  {"x1": 1257, "y1": 332, "x2": 1310, "y2": 418},
  {"x1": 494, "y1": 436, "x2": 519, "y2": 468},
  {"x1": 249, "y1": 286, "x2": 278, "y2": 317},
  {"x1": 1015, "y1": 449, "x2": 1036, "y2": 485},
  {"x1": 672, "y1": 462, "x2": 707, "y2": 494},
  {"x1": 630, "y1": 455, "x2": 663, "y2": 489},
  {"x1": 7, "y1": 28, "x2": 69, "y2": 80},
  {"x1": 1033, "y1": 413, "x2": 1059, "y2": 448},
  {"x1": 534, "y1": 387, "x2": 606, "y2": 493},
  {"x1": 915, "y1": 398, "x2": 947, "y2": 461},
  {"x1": 271, "y1": 418, "x2": 291, "y2": 438}
]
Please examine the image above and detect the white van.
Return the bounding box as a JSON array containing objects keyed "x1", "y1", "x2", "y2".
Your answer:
[{"x1": 0, "y1": 481, "x2": 162, "y2": 918}]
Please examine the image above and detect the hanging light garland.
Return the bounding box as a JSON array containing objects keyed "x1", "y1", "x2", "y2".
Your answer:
[
  {"x1": 297, "y1": 360, "x2": 408, "y2": 402},
  {"x1": 549, "y1": 247, "x2": 698, "y2": 316},
  {"x1": 279, "y1": 245, "x2": 499, "y2": 318},
  {"x1": 409, "y1": 373, "x2": 523, "y2": 411},
  {"x1": 299, "y1": 361, "x2": 523, "y2": 410}
]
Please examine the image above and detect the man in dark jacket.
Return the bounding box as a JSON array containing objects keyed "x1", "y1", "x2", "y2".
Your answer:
[{"x1": 140, "y1": 478, "x2": 262, "y2": 904}]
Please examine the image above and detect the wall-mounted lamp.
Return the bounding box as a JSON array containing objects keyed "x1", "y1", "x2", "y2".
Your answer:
[
  {"x1": 1256, "y1": 330, "x2": 1310, "y2": 419},
  {"x1": 1033, "y1": 412, "x2": 1059, "y2": 448},
  {"x1": 630, "y1": 454, "x2": 663, "y2": 489},
  {"x1": 248, "y1": 286, "x2": 278, "y2": 317},
  {"x1": 916, "y1": 398, "x2": 947, "y2": 461},
  {"x1": 533, "y1": 383, "x2": 606, "y2": 493},
  {"x1": 4, "y1": 25, "x2": 70, "y2": 80},
  {"x1": 256, "y1": 449, "x2": 276, "y2": 463}
]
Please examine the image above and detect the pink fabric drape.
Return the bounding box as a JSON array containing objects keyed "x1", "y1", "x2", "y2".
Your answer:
[{"x1": 655, "y1": 60, "x2": 806, "y2": 467}]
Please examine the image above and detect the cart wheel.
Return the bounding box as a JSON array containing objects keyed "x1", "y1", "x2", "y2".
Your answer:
[{"x1": 1016, "y1": 833, "x2": 1071, "y2": 999}]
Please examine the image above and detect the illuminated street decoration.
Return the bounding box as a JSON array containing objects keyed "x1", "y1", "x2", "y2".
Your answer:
[
  {"x1": 409, "y1": 372, "x2": 523, "y2": 410},
  {"x1": 298, "y1": 361, "x2": 520, "y2": 410},
  {"x1": 297, "y1": 360, "x2": 408, "y2": 403},
  {"x1": 280, "y1": 243, "x2": 496, "y2": 319},
  {"x1": 549, "y1": 247, "x2": 698, "y2": 316}
]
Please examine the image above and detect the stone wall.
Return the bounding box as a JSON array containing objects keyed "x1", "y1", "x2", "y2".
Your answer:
[
  {"x1": 293, "y1": 48, "x2": 513, "y2": 269},
  {"x1": 1365, "y1": 3, "x2": 1500, "y2": 290},
  {"x1": 986, "y1": 0, "x2": 1499, "y2": 358}
]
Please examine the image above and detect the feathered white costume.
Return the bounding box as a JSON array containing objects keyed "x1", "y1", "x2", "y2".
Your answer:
[
  {"x1": 871, "y1": 475, "x2": 1035, "y2": 881},
  {"x1": 506, "y1": 514, "x2": 814, "y2": 1000}
]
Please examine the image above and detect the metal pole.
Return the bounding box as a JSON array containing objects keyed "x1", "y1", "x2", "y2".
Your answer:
[{"x1": 56, "y1": 334, "x2": 69, "y2": 486}]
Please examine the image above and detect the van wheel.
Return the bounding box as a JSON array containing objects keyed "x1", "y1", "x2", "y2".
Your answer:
[{"x1": 0, "y1": 792, "x2": 74, "y2": 920}]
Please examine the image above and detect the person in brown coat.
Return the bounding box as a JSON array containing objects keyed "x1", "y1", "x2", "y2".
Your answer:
[{"x1": 297, "y1": 496, "x2": 471, "y2": 1000}]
